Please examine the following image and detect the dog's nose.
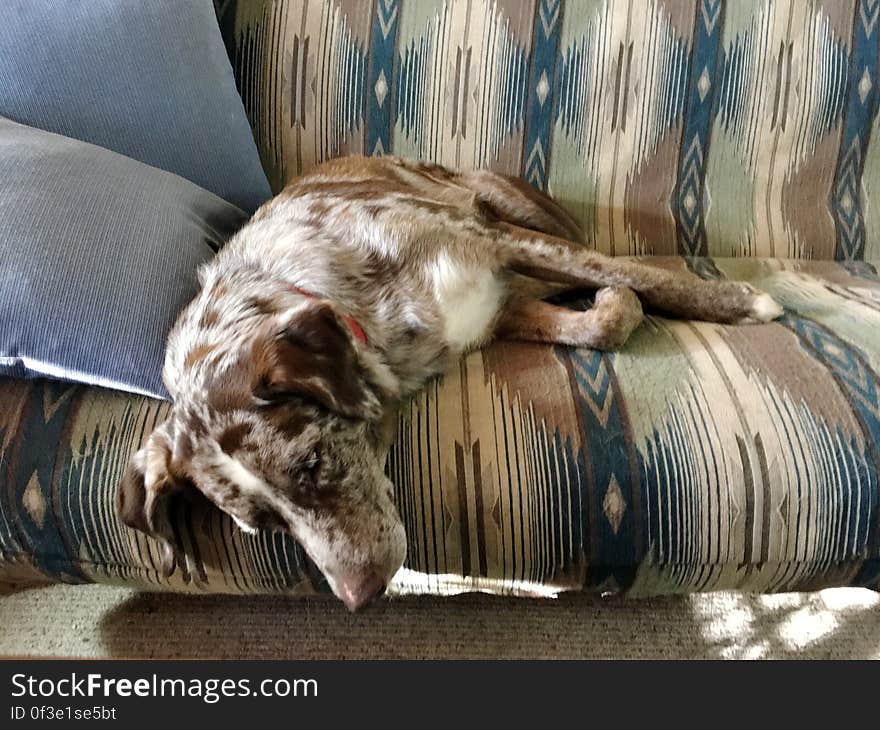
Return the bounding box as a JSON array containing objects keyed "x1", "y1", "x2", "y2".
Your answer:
[{"x1": 338, "y1": 572, "x2": 387, "y2": 612}]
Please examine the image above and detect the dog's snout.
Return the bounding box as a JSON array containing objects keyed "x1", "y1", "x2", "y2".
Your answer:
[{"x1": 338, "y1": 572, "x2": 387, "y2": 612}]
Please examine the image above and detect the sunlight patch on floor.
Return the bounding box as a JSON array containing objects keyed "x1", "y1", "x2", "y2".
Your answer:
[
  {"x1": 778, "y1": 605, "x2": 838, "y2": 649},
  {"x1": 690, "y1": 588, "x2": 880, "y2": 658}
]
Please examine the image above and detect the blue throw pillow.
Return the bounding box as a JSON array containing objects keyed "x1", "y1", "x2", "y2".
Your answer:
[
  {"x1": 0, "y1": 118, "x2": 247, "y2": 398},
  {"x1": 0, "y1": 0, "x2": 271, "y2": 213}
]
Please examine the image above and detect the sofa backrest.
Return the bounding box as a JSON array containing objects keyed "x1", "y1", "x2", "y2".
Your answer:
[{"x1": 221, "y1": 0, "x2": 880, "y2": 262}]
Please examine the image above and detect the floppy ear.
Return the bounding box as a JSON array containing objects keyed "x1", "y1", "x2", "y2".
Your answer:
[
  {"x1": 253, "y1": 299, "x2": 383, "y2": 420},
  {"x1": 115, "y1": 420, "x2": 195, "y2": 581}
]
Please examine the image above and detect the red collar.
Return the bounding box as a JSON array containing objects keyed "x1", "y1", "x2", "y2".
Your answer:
[{"x1": 288, "y1": 285, "x2": 367, "y2": 345}]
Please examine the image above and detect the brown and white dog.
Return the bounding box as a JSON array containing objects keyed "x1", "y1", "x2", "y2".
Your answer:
[{"x1": 116, "y1": 156, "x2": 782, "y2": 610}]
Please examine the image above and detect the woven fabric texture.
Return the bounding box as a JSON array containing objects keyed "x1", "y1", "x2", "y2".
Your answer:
[
  {"x1": 3, "y1": 259, "x2": 879, "y2": 597},
  {"x1": 226, "y1": 0, "x2": 880, "y2": 259},
  {"x1": 0, "y1": 118, "x2": 248, "y2": 399}
]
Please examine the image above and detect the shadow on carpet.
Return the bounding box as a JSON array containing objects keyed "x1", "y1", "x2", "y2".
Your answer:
[
  {"x1": 94, "y1": 588, "x2": 880, "y2": 659},
  {"x1": 1, "y1": 585, "x2": 878, "y2": 659}
]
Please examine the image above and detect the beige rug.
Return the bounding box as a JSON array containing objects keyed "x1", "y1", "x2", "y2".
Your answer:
[{"x1": 1, "y1": 584, "x2": 878, "y2": 659}]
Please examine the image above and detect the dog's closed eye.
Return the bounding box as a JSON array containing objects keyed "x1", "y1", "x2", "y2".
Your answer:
[
  {"x1": 302, "y1": 448, "x2": 321, "y2": 473},
  {"x1": 288, "y1": 446, "x2": 323, "y2": 485}
]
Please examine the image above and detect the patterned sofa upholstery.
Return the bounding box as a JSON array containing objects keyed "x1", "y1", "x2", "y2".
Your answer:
[{"x1": 3, "y1": 0, "x2": 880, "y2": 597}]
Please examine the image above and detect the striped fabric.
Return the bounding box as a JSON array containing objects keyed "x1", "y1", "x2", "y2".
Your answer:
[
  {"x1": 0, "y1": 118, "x2": 247, "y2": 399},
  {"x1": 225, "y1": 0, "x2": 880, "y2": 260},
  {"x1": 3, "y1": 259, "x2": 879, "y2": 597}
]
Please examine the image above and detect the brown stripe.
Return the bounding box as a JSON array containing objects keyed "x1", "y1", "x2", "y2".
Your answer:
[
  {"x1": 754, "y1": 433, "x2": 773, "y2": 564},
  {"x1": 454, "y1": 442, "x2": 472, "y2": 576},
  {"x1": 291, "y1": 34, "x2": 300, "y2": 127},
  {"x1": 736, "y1": 435, "x2": 756, "y2": 569},
  {"x1": 472, "y1": 440, "x2": 488, "y2": 577}
]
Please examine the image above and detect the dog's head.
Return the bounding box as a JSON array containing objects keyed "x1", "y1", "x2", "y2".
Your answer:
[{"x1": 116, "y1": 291, "x2": 406, "y2": 611}]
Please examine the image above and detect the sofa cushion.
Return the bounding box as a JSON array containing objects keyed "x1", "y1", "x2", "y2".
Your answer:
[
  {"x1": 2, "y1": 258, "x2": 879, "y2": 597},
  {"x1": 0, "y1": 0, "x2": 271, "y2": 213},
  {"x1": 222, "y1": 0, "x2": 878, "y2": 259},
  {"x1": 0, "y1": 118, "x2": 247, "y2": 398}
]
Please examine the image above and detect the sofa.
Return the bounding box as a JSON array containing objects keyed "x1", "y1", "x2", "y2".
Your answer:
[{"x1": 2, "y1": 0, "x2": 879, "y2": 600}]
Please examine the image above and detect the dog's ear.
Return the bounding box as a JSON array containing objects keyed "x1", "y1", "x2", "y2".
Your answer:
[
  {"x1": 253, "y1": 299, "x2": 382, "y2": 420},
  {"x1": 116, "y1": 420, "x2": 193, "y2": 580}
]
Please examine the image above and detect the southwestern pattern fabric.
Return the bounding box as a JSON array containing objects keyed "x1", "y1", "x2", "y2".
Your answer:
[
  {"x1": 3, "y1": 259, "x2": 880, "y2": 596},
  {"x1": 226, "y1": 0, "x2": 880, "y2": 260}
]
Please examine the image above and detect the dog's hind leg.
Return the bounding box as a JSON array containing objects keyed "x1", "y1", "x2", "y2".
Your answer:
[
  {"x1": 493, "y1": 222, "x2": 782, "y2": 325},
  {"x1": 496, "y1": 288, "x2": 644, "y2": 351},
  {"x1": 450, "y1": 170, "x2": 586, "y2": 243}
]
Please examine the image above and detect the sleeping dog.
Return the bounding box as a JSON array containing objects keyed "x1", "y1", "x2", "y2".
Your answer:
[{"x1": 116, "y1": 156, "x2": 782, "y2": 610}]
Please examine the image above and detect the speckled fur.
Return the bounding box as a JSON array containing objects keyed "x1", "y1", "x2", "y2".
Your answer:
[{"x1": 116, "y1": 156, "x2": 782, "y2": 610}]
